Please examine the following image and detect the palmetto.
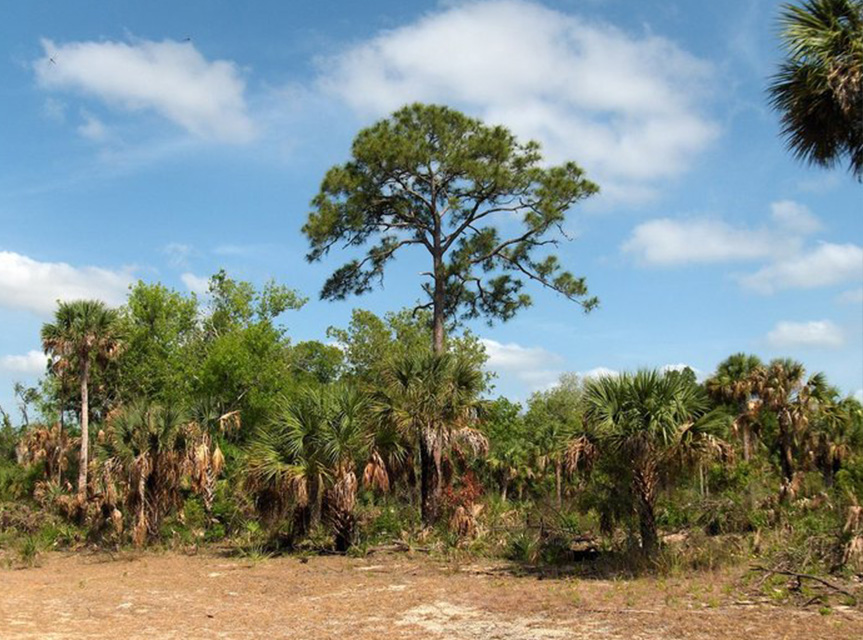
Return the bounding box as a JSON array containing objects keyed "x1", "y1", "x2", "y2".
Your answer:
[
  {"x1": 373, "y1": 350, "x2": 486, "y2": 526},
  {"x1": 768, "y1": 0, "x2": 863, "y2": 179},
  {"x1": 750, "y1": 358, "x2": 825, "y2": 499},
  {"x1": 583, "y1": 370, "x2": 729, "y2": 555},
  {"x1": 41, "y1": 300, "x2": 121, "y2": 497},
  {"x1": 706, "y1": 353, "x2": 764, "y2": 461},
  {"x1": 97, "y1": 401, "x2": 190, "y2": 546},
  {"x1": 246, "y1": 384, "x2": 370, "y2": 548}
]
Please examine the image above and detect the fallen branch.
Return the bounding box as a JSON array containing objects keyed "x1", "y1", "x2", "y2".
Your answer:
[
  {"x1": 365, "y1": 541, "x2": 431, "y2": 555},
  {"x1": 750, "y1": 565, "x2": 857, "y2": 603}
]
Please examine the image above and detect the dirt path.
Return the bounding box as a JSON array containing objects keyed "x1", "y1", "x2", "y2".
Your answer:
[{"x1": 1, "y1": 552, "x2": 860, "y2": 639}]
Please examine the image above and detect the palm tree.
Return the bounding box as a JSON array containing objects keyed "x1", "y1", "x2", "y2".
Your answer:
[
  {"x1": 374, "y1": 350, "x2": 486, "y2": 526},
  {"x1": 583, "y1": 370, "x2": 729, "y2": 555},
  {"x1": 751, "y1": 359, "x2": 824, "y2": 499},
  {"x1": 41, "y1": 300, "x2": 121, "y2": 497},
  {"x1": 809, "y1": 392, "x2": 863, "y2": 486},
  {"x1": 321, "y1": 385, "x2": 369, "y2": 550},
  {"x1": 526, "y1": 376, "x2": 583, "y2": 507},
  {"x1": 247, "y1": 388, "x2": 331, "y2": 533},
  {"x1": 768, "y1": 0, "x2": 863, "y2": 179},
  {"x1": 706, "y1": 353, "x2": 764, "y2": 461},
  {"x1": 97, "y1": 401, "x2": 192, "y2": 545},
  {"x1": 246, "y1": 384, "x2": 371, "y2": 547}
]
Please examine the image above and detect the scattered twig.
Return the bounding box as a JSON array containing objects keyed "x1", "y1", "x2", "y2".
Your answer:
[
  {"x1": 366, "y1": 541, "x2": 431, "y2": 555},
  {"x1": 750, "y1": 565, "x2": 857, "y2": 603}
]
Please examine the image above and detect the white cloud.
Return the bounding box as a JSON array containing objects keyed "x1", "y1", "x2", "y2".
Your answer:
[
  {"x1": 741, "y1": 243, "x2": 863, "y2": 294},
  {"x1": 770, "y1": 200, "x2": 822, "y2": 235},
  {"x1": 317, "y1": 0, "x2": 717, "y2": 200},
  {"x1": 855, "y1": 389, "x2": 863, "y2": 402},
  {"x1": 838, "y1": 287, "x2": 863, "y2": 304},
  {"x1": 162, "y1": 242, "x2": 195, "y2": 268},
  {"x1": 0, "y1": 251, "x2": 133, "y2": 315},
  {"x1": 34, "y1": 38, "x2": 256, "y2": 143},
  {"x1": 661, "y1": 363, "x2": 702, "y2": 377},
  {"x1": 579, "y1": 366, "x2": 619, "y2": 380},
  {"x1": 766, "y1": 320, "x2": 844, "y2": 349},
  {"x1": 480, "y1": 338, "x2": 563, "y2": 391},
  {"x1": 77, "y1": 112, "x2": 108, "y2": 141},
  {"x1": 180, "y1": 272, "x2": 209, "y2": 295},
  {"x1": 622, "y1": 218, "x2": 773, "y2": 266},
  {"x1": 0, "y1": 350, "x2": 49, "y2": 375}
]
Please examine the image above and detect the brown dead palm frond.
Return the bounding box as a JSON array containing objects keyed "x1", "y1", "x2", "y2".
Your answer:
[
  {"x1": 362, "y1": 451, "x2": 390, "y2": 493},
  {"x1": 450, "y1": 503, "x2": 484, "y2": 539},
  {"x1": 451, "y1": 427, "x2": 489, "y2": 458},
  {"x1": 565, "y1": 434, "x2": 598, "y2": 475},
  {"x1": 219, "y1": 410, "x2": 241, "y2": 434}
]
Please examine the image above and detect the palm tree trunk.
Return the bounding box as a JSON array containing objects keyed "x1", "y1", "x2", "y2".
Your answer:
[
  {"x1": 742, "y1": 424, "x2": 751, "y2": 462},
  {"x1": 78, "y1": 358, "x2": 90, "y2": 498},
  {"x1": 555, "y1": 460, "x2": 563, "y2": 508},
  {"x1": 778, "y1": 412, "x2": 795, "y2": 500},
  {"x1": 309, "y1": 473, "x2": 323, "y2": 530},
  {"x1": 501, "y1": 477, "x2": 509, "y2": 503},
  {"x1": 419, "y1": 428, "x2": 443, "y2": 526},
  {"x1": 633, "y1": 465, "x2": 659, "y2": 556}
]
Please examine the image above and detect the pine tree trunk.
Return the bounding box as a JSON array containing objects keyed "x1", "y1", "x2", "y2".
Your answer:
[
  {"x1": 432, "y1": 258, "x2": 446, "y2": 355},
  {"x1": 78, "y1": 358, "x2": 90, "y2": 498}
]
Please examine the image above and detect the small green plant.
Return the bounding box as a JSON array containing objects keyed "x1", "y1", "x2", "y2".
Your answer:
[{"x1": 18, "y1": 535, "x2": 40, "y2": 568}]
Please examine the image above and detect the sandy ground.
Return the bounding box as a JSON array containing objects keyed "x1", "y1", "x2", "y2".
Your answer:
[{"x1": 1, "y1": 551, "x2": 861, "y2": 639}]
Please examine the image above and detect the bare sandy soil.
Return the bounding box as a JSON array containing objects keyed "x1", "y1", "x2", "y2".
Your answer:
[{"x1": 1, "y1": 551, "x2": 861, "y2": 639}]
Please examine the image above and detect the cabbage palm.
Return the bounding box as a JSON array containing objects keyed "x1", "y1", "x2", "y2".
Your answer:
[
  {"x1": 247, "y1": 388, "x2": 331, "y2": 532},
  {"x1": 809, "y1": 392, "x2": 863, "y2": 486},
  {"x1": 583, "y1": 370, "x2": 729, "y2": 555},
  {"x1": 97, "y1": 401, "x2": 190, "y2": 545},
  {"x1": 706, "y1": 353, "x2": 764, "y2": 461},
  {"x1": 751, "y1": 359, "x2": 824, "y2": 498},
  {"x1": 321, "y1": 385, "x2": 369, "y2": 549},
  {"x1": 246, "y1": 384, "x2": 370, "y2": 545},
  {"x1": 374, "y1": 350, "x2": 485, "y2": 526},
  {"x1": 768, "y1": 0, "x2": 863, "y2": 179},
  {"x1": 41, "y1": 300, "x2": 121, "y2": 497}
]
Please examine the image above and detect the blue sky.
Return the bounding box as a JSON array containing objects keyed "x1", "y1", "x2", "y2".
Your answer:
[{"x1": 0, "y1": 0, "x2": 861, "y2": 414}]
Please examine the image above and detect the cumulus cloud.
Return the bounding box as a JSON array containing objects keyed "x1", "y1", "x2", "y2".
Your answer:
[
  {"x1": 622, "y1": 201, "x2": 860, "y2": 296},
  {"x1": 741, "y1": 243, "x2": 863, "y2": 294},
  {"x1": 766, "y1": 320, "x2": 844, "y2": 349},
  {"x1": 579, "y1": 366, "x2": 619, "y2": 380},
  {"x1": 838, "y1": 287, "x2": 863, "y2": 304},
  {"x1": 180, "y1": 272, "x2": 209, "y2": 295},
  {"x1": 317, "y1": 0, "x2": 717, "y2": 200},
  {"x1": 77, "y1": 112, "x2": 109, "y2": 141},
  {"x1": 661, "y1": 363, "x2": 702, "y2": 377},
  {"x1": 162, "y1": 242, "x2": 195, "y2": 268},
  {"x1": 0, "y1": 251, "x2": 133, "y2": 315},
  {"x1": 622, "y1": 218, "x2": 773, "y2": 266},
  {"x1": 480, "y1": 338, "x2": 563, "y2": 391},
  {"x1": 770, "y1": 200, "x2": 822, "y2": 235},
  {"x1": 34, "y1": 38, "x2": 256, "y2": 143},
  {"x1": 0, "y1": 350, "x2": 50, "y2": 375}
]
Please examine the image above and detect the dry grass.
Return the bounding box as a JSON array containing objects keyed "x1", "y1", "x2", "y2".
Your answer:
[{"x1": 0, "y1": 551, "x2": 861, "y2": 639}]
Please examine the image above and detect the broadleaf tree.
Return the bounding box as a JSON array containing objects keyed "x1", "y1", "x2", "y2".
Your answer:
[{"x1": 304, "y1": 103, "x2": 599, "y2": 354}]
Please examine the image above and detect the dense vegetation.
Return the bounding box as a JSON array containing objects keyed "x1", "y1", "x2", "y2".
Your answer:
[
  {"x1": 1, "y1": 271, "x2": 861, "y2": 584},
  {"x1": 1, "y1": 97, "x2": 861, "y2": 596}
]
